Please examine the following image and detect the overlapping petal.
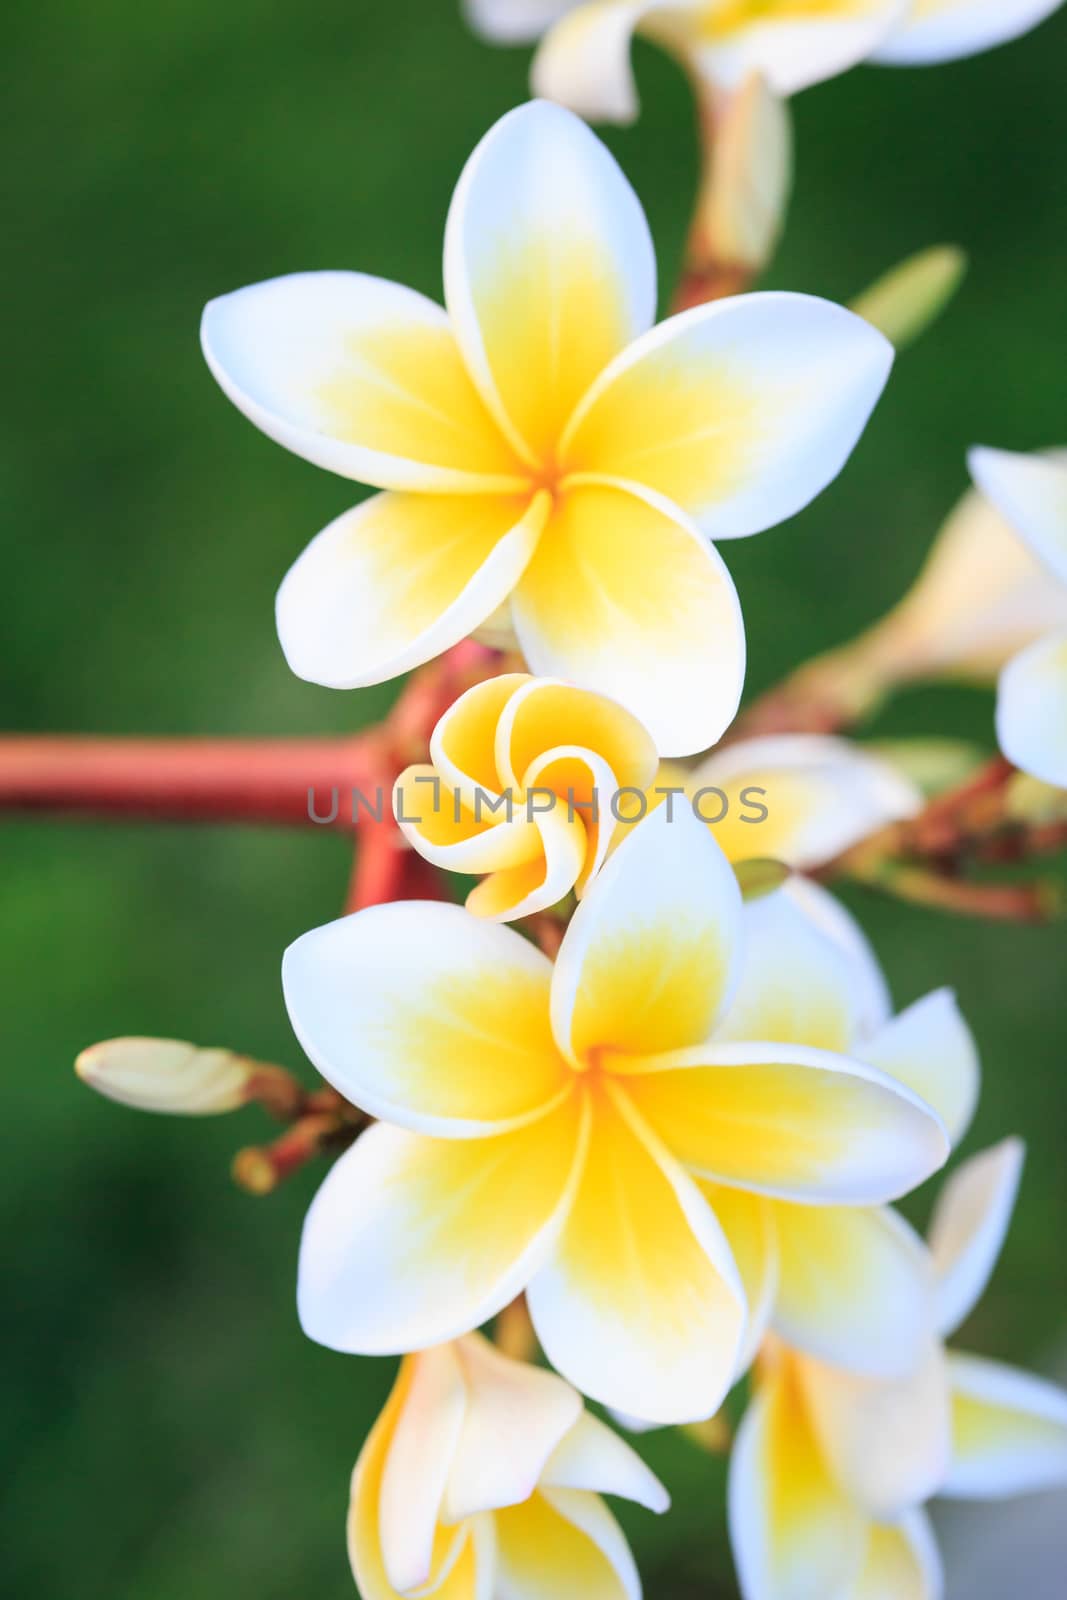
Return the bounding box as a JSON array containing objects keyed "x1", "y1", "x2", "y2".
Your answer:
[
  {"x1": 943, "y1": 1352, "x2": 1067, "y2": 1498},
  {"x1": 494, "y1": 1487, "x2": 641, "y2": 1600},
  {"x1": 276, "y1": 490, "x2": 549, "y2": 689},
  {"x1": 379, "y1": 1345, "x2": 468, "y2": 1593},
  {"x1": 927, "y1": 1138, "x2": 1025, "y2": 1338},
  {"x1": 201, "y1": 272, "x2": 526, "y2": 491},
  {"x1": 728, "y1": 1352, "x2": 867, "y2": 1600},
  {"x1": 541, "y1": 1410, "x2": 670, "y2": 1511},
  {"x1": 444, "y1": 100, "x2": 656, "y2": 466},
  {"x1": 559, "y1": 291, "x2": 892, "y2": 541},
  {"x1": 297, "y1": 1096, "x2": 587, "y2": 1354},
  {"x1": 771, "y1": 1202, "x2": 934, "y2": 1377},
  {"x1": 283, "y1": 901, "x2": 571, "y2": 1134},
  {"x1": 689, "y1": 734, "x2": 921, "y2": 869},
  {"x1": 782, "y1": 877, "x2": 892, "y2": 1039},
  {"x1": 996, "y1": 631, "x2": 1067, "y2": 788},
  {"x1": 527, "y1": 1080, "x2": 745, "y2": 1424},
  {"x1": 969, "y1": 446, "x2": 1067, "y2": 586},
  {"x1": 797, "y1": 1342, "x2": 953, "y2": 1517},
  {"x1": 842, "y1": 1512, "x2": 943, "y2": 1600},
  {"x1": 858, "y1": 988, "x2": 980, "y2": 1147},
  {"x1": 704, "y1": 1184, "x2": 779, "y2": 1375},
  {"x1": 550, "y1": 803, "x2": 742, "y2": 1067},
  {"x1": 511, "y1": 481, "x2": 746, "y2": 754},
  {"x1": 531, "y1": 0, "x2": 687, "y2": 123},
  {"x1": 624, "y1": 1041, "x2": 948, "y2": 1203},
  {"x1": 874, "y1": 0, "x2": 1066, "y2": 66},
  {"x1": 686, "y1": 0, "x2": 908, "y2": 97}
]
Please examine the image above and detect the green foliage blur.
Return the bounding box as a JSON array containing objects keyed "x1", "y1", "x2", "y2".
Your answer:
[{"x1": 4, "y1": 2, "x2": 1067, "y2": 1595}]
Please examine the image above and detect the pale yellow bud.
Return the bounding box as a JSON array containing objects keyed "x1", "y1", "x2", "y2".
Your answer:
[
  {"x1": 851, "y1": 245, "x2": 967, "y2": 351},
  {"x1": 75, "y1": 1036, "x2": 254, "y2": 1115},
  {"x1": 699, "y1": 73, "x2": 792, "y2": 274}
]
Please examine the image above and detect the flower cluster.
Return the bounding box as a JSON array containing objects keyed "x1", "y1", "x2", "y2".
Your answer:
[{"x1": 66, "y1": 10, "x2": 1067, "y2": 1600}]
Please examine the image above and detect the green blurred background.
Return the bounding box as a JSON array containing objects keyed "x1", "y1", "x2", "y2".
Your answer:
[{"x1": 4, "y1": 2, "x2": 1067, "y2": 1595}]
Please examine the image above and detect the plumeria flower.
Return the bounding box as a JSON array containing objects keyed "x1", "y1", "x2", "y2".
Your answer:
[
  {"x1": 677, "y1": 732, "x2": 922, "y2": 872},
  {"x1": 695, "y1": 881, "x2": 978, "y2": 1379},
  {"x1": 284, "y1": 804, "x2": 948, "y2": 1425},
  {"x1": 728, "y1": 1138, "x2": 1067, "y2": 1600},
  {"x1": 969, "y1": 447, "x2": 1067, "y2": 789},
  {"x1": 202, "y1": 100, "x2": 892, "y2": 756},
  {"x1": 467, "y1": 1, "x2": 1065, "y2": 124},
  {"x1": 350, "y1": 1332, "x2": 667, "y2": 1600},
  {"x1": 393, "y1": 673, "x2": 658, "y2": 921},
  {"x1": 467, "y1": 1, "x2": 907, "y2": 119}
]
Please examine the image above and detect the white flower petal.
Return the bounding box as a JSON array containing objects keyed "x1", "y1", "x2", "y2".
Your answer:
[
  {"x1": 541, "y1": 1410, "x2": 670, "y2": 1512},
  {"x1": 443, "y1": 1334, "x2": 582, "y2": 1521},
  {"x1": 527, "y1": 1082, "x2": 745, "y2": 1426},
  {"x1": 379, "y1": 1345, "x2": 467, "y2": 1594},
  {"x1": 560, "y1": 291, "x2": 892, "y2": 541},
  {"x1": 444, "y1": 101, "x2": 656, "y2": 466},
  {"x1": 928, "y1": 1137, "x2": 1025, "y2": 1339},
  {"x1": 841, "y1": 1510, "x2": 944, "y2": 1600},
  {"x1": 798, "y1": 1341, "x2": 953, "y2": 1518},
  {"x1": 859, "y1": 989, "x2": 980, "y2": 1148},
  {"x1": 464, "y1": 0, "x2": 580, "y2": 44},
  {"x1": 691, "y1": 734, "x2": 921, "y2": 869},
  {"x1": 283, "y1": 901, "x2": 569, "y2": 1135},
  {"x1": 783, "y1": 877, "x2": 893, "y2": 1039},
  {"x1": 969, "y1": 446, "x2": 1067, "y2": 586},
  {"x1": 996, "y1": 631, "x2": 1067, "y2": 788},
  {"x1": 512, "y1": 479, "x2": 747, "y2": 756},
  {"x1": 693, "y1": 0, "x2": 907, "y2": 97},
  {"x1": 201, "y1": 271, "x2": 526, "y2": 491},
  {"x1": 943, "y1": 1351, "x2": 1067, "y2": 1499},
  {"x1": 874, "y1": 0, "x2": 1066, "y2": 66},
  {"x1": 276, "y1": 489, "x2": 549, "y2": 691},
  {"x1": 495, "y1": 1487, "x2": 641, "y2": 1600},
  {"x1": 297, "y1": 1099, "x2": 587, "y2": 1355},
  {"x1": 550, "y1": 802, "x2": 742, "y2": 1069},
  {"x1": 531, "y1": 0, "x2": 683, "y2": 123}
]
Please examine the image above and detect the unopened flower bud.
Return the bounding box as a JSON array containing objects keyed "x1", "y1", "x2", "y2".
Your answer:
[
  {"x1": 75, "y1": 1036, "x2": 257, "y2": 1115},
  {"x1": 852, "y1": 245, "x2": 967, "y2": 350}
]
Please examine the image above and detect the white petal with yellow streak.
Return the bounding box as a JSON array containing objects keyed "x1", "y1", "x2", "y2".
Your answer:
[
  {"x1": 943, "y1": 1351, "x2": 1067, "y2": 1499},
  {"x1": 771, "y1": 1201, "x2": 934, "y2": 1378},
  {"x1": 494, "y1": 1486, "x2": 641, "y2": 1600},
  {"x1": 283, "y1": 901, "x2": 569, "y2": 1135},
  {"x1": 858, "y1": 988, "x2": 980, "y2": 1148},
  {"x1": 728, "y1": 1354, "x2": 868, "y2": 1600},
  {"x1": 702, "y1": 1183, "x2": 779, "y2": 1376},
  {"x1": 201, "y1": 271, "x2": 526, "y2": 491},
  {"x1": 550, "y1": 803, "x2": 742, "y2": 1069},
  {"x1": 874, "y1": 0, "x2": 1065, "y2": 66},
  {"x1": 560, "y1": 291, "x2": 892, "y2": 541},
  {"x1": 969, "y1": 446, "x2": 1067, "y2": 586},
  {"x1": 531, "y1": 1, "x2": 689, "y2": 123},
  {"x1": 276, "y1": 490, "x2": 548, "y2": 691},
  {"x1": 783, "y1": 877, "x2": 893, "y2": 1039},
  {"x1": 798, "y1": 1340, "x2": 952, "y2": 1517},
  {"x1": 466, "y1": 802, "x2": 589, "y2": 921},
  {"x1": 430, "y1": 672, "x2": 532, "y2": 812},
  {"x1": 690, "y1": 734, "x2": 921, "y2": 869},
  {"x1": 713, "y1": 886, "x2": 865, "y2": 1054},
  {"x1": 625, "y1": 1040, "x2": 948, "y2": 1203},
  {"x1": 541, "y1": 1410, "x2": 670, "y2": 1511},
  {"x1": 527, "y1": 1081, "x2": 745, "y2": 1425},
  {"x1": 493, "y1": 677, "x2": 658, "y2": 799},
  {"x1": 512, "y1": 480, "x2": 746, "y2": 755},
  {"x1": 689, "y1": 1, "x2": 907, "y2": 97},
  {"x1": 379, "y1": 1345, "x2": 467, "y2": 1594},
  {"x1": 997, "y1": 631, "x2": 1067, "y2": 788},
  {"x1": 444, "y1": 101, "x2": 655, "y2": 467},
  {"x1": 443, "y1": 1334, "x2": 582, "y2": 1521},
  {"x1": 393, "y1": 764, "x2": 544, "y2": 878},
  {"x1": 298, "y1": 1095, "x2": 588, "y2": 1354},
  {"x1": 927, "y1": 1137, "x2": 1024, "y2": 1339},
  {"x1": 842, "y1": 1511, "x2": 943, "y2": 1600}
]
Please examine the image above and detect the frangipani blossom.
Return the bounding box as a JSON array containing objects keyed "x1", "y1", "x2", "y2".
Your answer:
[
  {"x1": 202, "y1": 100, "x2": 892, "y2": 755},
  {"x1": 682, "y1": 733, "x2": 922, "y2": 871},
  {"x1": 350, "y1": 1333, "x2": 667, "y2": 1600},
  {"x1": 470, "y1": 1, "x2": 906, "y2": 118},
  {"x1": 393, "y1": 673, "x2": 658, "y2": 921},
  {"x1": 700, "y1": 884, "x2": 977, "y2": 1378},
  {"x1": 469, "y1": 0, "x2": 1065, "y2": 124},
  {"x1": 284, "y1": 805, "x2": 947, "y2": 1424},
  {"x1": 969, "y1": 447, "x2": 1067, "y2": 789},
  {"x1": 728, "y1": 1138, "x2": 1067, "y2": 1600}
]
